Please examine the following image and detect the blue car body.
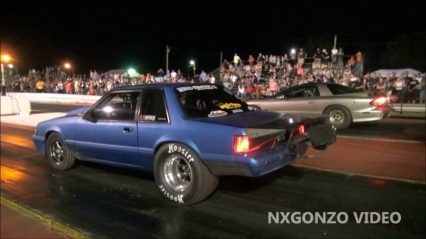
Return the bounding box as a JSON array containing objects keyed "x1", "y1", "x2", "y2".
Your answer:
[{"x1": 33, "y1": 83, "x2": 335, "y2": 177}]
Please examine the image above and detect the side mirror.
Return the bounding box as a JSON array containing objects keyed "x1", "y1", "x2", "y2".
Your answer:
[{"x1": 83, "y1": 111, "x2": 98, "y2": 123}]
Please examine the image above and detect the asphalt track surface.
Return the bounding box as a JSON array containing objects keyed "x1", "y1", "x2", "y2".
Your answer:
[{"x1": 1, "y1": 121, "x2": 425, "y2": 238}]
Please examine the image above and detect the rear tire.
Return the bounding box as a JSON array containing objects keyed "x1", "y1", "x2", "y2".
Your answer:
[
  {"x1": 154, "y1": 143, "x2": 218, "y2": 205},
  {"x1": 45, "y1": 133, "x2": 75, "y2": 171},
  {"x1": 324, "y1": 106, "x2": 352, "y2": 130}
]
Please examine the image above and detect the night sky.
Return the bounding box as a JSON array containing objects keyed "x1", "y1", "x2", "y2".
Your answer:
[{"x1": 1, "y1": 1, "x2": 425, "y2": 74}]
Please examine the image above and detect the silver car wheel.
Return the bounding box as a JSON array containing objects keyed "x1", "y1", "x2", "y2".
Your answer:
[
  {"x1": 329, "y1": 109, "x2": 345, "y2": 125},
  {"x1": 50, "y1": 140, "x2": 65, "y2": 165},
  {"x1": 163, "y1": 156, "x2": 192, "y2": 192}
]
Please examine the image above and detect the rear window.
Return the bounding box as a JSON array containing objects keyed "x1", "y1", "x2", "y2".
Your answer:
[
  {"x1": 327, "y1": 84, "x2": 360, "y2": 95},
  {"x1": 176, "y1": 85, "x2": 250, "y2": 118}
]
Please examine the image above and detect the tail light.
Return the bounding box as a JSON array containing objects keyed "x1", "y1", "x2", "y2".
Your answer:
[
  {"x1": 233, "y1": 135, "x2": 276, "y2": 154},
  {"x1": 298, "y1": 124, "x2": 305, "y2": 135},
  {"x1": 233, "y1": 135, "x2": 250, "y2": 154},
  {"x1": 370, "y1": 96, "x2": 387, "y2": 107}
]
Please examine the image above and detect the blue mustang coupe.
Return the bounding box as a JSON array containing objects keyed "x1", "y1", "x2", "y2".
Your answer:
[{"x1": 33, "y1": 83, "x2": 335, "y2": 205}]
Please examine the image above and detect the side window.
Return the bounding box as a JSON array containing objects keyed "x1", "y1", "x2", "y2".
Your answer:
[
  {"x1": 328, "y1": 84, "x2": 357, "y2": 95},
  {"x1": 92, "y1": 92, "x2": 140, "y2": 121},
  {"x1": 286, "y1": 86, "x2": 319, "y2": 99},
  {"x1": 139, "y1": 89, "x2": 168, "y2": 123}
]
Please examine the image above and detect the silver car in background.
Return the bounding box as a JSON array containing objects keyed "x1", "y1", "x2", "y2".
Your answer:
[{"x1": 248, "y1": 83, "x2": 391, "y2": 129}]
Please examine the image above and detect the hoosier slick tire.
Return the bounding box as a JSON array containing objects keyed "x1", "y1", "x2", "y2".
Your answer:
[{"x1": 154, "y1": 143, "x2": 218, "y2": 205}]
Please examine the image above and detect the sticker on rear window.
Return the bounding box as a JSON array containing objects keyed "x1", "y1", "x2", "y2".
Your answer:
[
  {"x1": 177, "y1": 85, "x2": 217, "y2": 92},
  {"x1": 219, "y1": 103, "x2": 241, "y2": 110},
  {"x1": 208, "y1": 110, "x2": 228, "y2": 118}
]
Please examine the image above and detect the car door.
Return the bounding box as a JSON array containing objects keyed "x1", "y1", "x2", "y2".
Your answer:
[
  {"x1": 136, "y1": 88, "x2": 170, "y2": 169},
  {"x1": 283, "y1": 85, "x2": 322, "y2": 117},
  {"x1": 74, "y1": 90, "x2": 141, "y2": 166},
  {"x1": 256, "y1": 85, "x2": 321, "y2": 117}
]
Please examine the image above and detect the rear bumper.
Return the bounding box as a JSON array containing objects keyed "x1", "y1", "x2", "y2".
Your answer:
[
  {"x1": 205, "y1": 140, "x2": 308, "y2": 177},
  {"x1": 205, "y1": 120, "x2": 336, "y2": 177},
  {"x1": 353, "y1": 107, "x2": 391, "y2": 123}
]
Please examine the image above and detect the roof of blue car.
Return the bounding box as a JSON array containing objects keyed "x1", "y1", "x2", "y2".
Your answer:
[{"x1": 112, "y1": 83, "x2": 218, "y2": 91}]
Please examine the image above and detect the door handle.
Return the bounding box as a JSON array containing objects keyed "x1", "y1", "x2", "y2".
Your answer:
[
  {"x1": 308, "y1": 101, "x2": 315, "y2": 104},
  {"x1": 123, "y1": 127, "x2": 133, "y2": 133}
]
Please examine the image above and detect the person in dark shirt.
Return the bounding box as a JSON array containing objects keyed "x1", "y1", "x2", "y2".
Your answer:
[
  {"x1": 321, "y1": 49, "x2": 330, "y2": 67},
  {"x1": 406, "y1": 74, "x2": 419, "y2": 103}
]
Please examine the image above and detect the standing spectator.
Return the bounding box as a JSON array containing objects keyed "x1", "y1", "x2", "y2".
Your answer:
[
  {"x1": 57, "y1": 80, "x2": 64, "y2": 93},
  {"x1": 233, "y1": 53, "x2": 241, "y2": 67},
  {"x1": 338, "y1": 48, "x2": 344, "y2": 69},
  {"x1": 375, "y1": 77, "x2": 387, "y2": 95},
  {"x1": 65, "y1": 80, "x2": 73, "y2": 94},
  {"x1": 35, "y1": 80, "x2": 45, "y2": 93},
  {"x1": 74, "y1": 79, "x2": 80, "y2": 95},
  {"x1": 366, "y1": 73, "x2": 377, "y2": 91},
  {"x1": 297, "y1": 48, "x2": 306, "y2": 67},
  {"x1": 406, "y1": 74, "x2": 419, "y2": 103},
  {"x1": 230, "y1": 74, "x2": 238, "y2": 87},
  {"x1": 157, "y1": 68, "x2": 164, "y2": 77},
  {"x1": 237, "y1": 81, "x2": 246, "y2": 99},
  {"x1": 331, "y1": 47, "x2": 338, "y2": 67},
  {"x1": 393, "y1": 77, "x2": 406, "y2": 103},
  {"x1": 209, "y1": 74, "x2": 216, "y2": 84},
  {"x1": 199, "y1": 70, "x2": 207, "y2": 82},
  {"x1": 257, "y1": 53, "x2": 265, "y2": 63},
  {"x1": 313, "y1": 48, "x2": 322, "y2": 69},
  {"x1": 171, "y1": 70, "x2": 177, "y2": 82},
  {"x1": 352, "y1": 52, "x2": 364, "y2": 77},
  {"x1": 248, "y1": 55, "x2": 255, "y2": 66},
  {"x1": 321, "y1": 49, "x2": 330, "y2": 67}
]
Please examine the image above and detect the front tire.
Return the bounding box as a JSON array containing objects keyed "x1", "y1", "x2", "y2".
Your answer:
[
  {"x1": 154, "y1": 143, "x2": 218, "y2": 205},
  {"x1": 324, "y1": 106, "x2": 352, "y2": 130},
  {"x1": 46, "y1": 133, "x2": 75, "y2": 171}
]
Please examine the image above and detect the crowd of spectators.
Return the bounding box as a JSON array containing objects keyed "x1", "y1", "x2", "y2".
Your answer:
[
  {"x1": 4, "y1": 48, "x2": 425, "y2": 104},
  {"x1": 6, "y1": 66, "x2": 198, "y2": 96},
  {"x1": 219, "y1": 49, "x2": 425, "y2": 104}
]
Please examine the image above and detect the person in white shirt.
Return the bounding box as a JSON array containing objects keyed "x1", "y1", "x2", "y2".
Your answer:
[
  {"x1": 331, "y1": 48, "x2": 338, "y2": 67},
  {"x1": 209, "y1": 74, "x2": 216, "y2": 84}
]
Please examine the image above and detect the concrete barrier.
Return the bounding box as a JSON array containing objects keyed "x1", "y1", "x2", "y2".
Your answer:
[
  {"x1": 1, "y1": 96, "x2": 31, "y2": 116},
  {"x1": 3, "y1": 92, "x2": 425, "y2": 118},
  {"x1": 6, "y1": 92, "x2": 101, "y2": 105},
  {"x1": 391, "y1": 103, "x2": 426, "y2": 113}
]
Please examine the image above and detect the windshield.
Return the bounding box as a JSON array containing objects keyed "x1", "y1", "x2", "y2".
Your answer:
[{"x1": 176, "y1": 85, "x2": 250, "y2": 118}]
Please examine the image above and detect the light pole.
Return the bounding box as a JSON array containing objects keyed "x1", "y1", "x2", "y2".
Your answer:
[
  {"x1": 166, "y1": 45, "x2": 170, "y2": 74},
  {"x1": 1, "y1": 54, "x2": 12, "y2": 87},
  {"x1": 189, "y1": 60, "x2": 195, "y2": 80}
]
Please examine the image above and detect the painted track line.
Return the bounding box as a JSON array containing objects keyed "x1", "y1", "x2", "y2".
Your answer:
[
  {"x1": 337, "y1": 135, "x2": 425, "y2": 144},
  {"x1": 294, "y1": 164, "x2": 426, "y2": 185},
  {"x1": 1, "y1": 195, "x2": 90, "y2": 239}
]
